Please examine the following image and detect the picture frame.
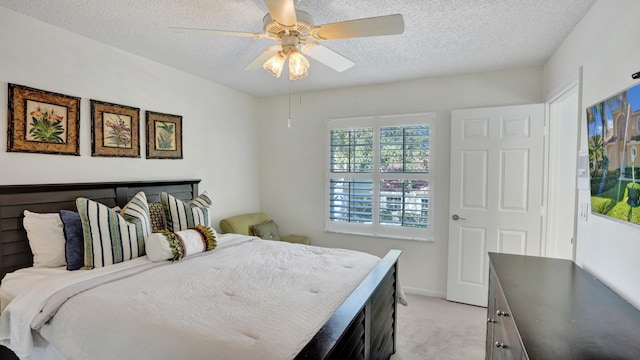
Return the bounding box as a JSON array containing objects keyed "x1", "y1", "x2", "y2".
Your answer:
[
  {"x1": 90, "y1": 100, "x2": 140, "y2": 157},
  {"x1": 7, "y1": 83, "x2": 80, "y2": 155},
  {"x1": 146, "y1": 111, "x2": 183, "y2": 159}
]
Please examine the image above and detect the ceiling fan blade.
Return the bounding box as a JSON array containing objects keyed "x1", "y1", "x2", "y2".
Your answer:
[
  {"x1": 264, "y1": 0, "x2": 297, "y2": 27},
  {"x1": 311, "y1": 14, "x2": 404, "y2": 40},
  {"x1": 302, "y1": 43, "x2": 355, "y2": 72},
  {"x1": 244, "y1": 45, "x2": 282, "y2": 70},
  {"x1": 169, "y1": 27, "x2": 267, "y2": 38}
]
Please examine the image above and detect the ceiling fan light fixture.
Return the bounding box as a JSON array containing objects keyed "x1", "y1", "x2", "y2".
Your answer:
[
  {"x1": 172, "y1": 2, "x2": 406, "y2": 83},
  {"x1": 263, "y1": 51, "x2": 286, "y2": 78},
  {"x1": 288, "y1": 49, "x2": 309, "y2": 80}
]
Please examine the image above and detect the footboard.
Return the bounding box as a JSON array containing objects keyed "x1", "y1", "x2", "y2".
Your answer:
[{"x1": 296, "y1": 249, "x2": 402, "y2": 360}]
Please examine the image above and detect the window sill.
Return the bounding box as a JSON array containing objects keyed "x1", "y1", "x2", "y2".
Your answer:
[{"x1": 324, "y1": 228, "x2": 434, "y2": 242}]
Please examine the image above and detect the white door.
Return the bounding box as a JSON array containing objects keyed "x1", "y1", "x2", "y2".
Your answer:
[{"x1": 447, "y1": 104, "x2": 545, "y2": 306}]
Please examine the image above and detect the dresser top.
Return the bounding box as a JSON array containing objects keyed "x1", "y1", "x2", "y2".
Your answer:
[{"x1": 489, "y1": 253, "x2": 640, "y2": 360}]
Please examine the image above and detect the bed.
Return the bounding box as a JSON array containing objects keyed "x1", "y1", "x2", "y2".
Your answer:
[{"x1": 0, "y1": 179, "x2": 401, "y2": 360}]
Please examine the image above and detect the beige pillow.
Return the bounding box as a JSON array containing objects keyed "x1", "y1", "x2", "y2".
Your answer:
[{"x1": 23, "y1": 210, "x2": 67, "y2": 267}]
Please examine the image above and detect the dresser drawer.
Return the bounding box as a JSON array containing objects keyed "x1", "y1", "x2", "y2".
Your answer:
[
  {"x1": 486, "y1": 270, "x2": 497, "y2": 357},
  {"x1": 492, "y1": 281, "x2": 524, "y2": 360}
]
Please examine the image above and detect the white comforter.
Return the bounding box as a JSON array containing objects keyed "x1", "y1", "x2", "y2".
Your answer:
[{"x1": 0, "y1": 234, "x2": 380, "y2": 360}]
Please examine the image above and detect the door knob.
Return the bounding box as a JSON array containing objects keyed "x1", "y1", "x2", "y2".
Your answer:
[{"x1": 452, "y1": 214, "x2": 466, "y2": 221}]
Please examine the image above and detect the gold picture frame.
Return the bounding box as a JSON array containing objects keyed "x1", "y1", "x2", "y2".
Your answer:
[
  {"x1": 146, "y1": 111, "x2": 183, "y2": 159},
  {"x1": 90, "y1": 100, "x2": 140, "y2": 157},
  {"x1": 7, "y1": 83, "x2": 80, "y2": 155}
]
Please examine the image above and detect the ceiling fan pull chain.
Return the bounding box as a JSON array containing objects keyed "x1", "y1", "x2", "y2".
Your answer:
[{"x1": 288, "y1": 88, "x2": 293, "y2": 128}]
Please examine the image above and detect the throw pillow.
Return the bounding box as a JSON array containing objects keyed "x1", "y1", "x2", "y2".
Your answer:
[
  {"x1": 148, "y1": 202, "x2": 167, "y2": 232},
  {"x1": 120, "y1": 192, "x2": 153, "y2": 238},
  {"x1": 76, "y1": 191, "x2": 152, "y2": 269},
  {"x1": 22, "y1": 210, "x2": 67, "y2": 268},
  {"x1": 160, "y1": 191, "x2": 212, "y2": 232},
  {"x1": 59, "y1": 210, "x2": 84, "y2": 271},
  {"x1": 145, "y1": 225, "x2": 217, "y2": 262},
  {"x1": 251, "y1": 220, "x2": 281, "y2": 241}
]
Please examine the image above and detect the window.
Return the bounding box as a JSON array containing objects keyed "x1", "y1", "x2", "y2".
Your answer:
[{"x1": 326, "y1": 113, "x2": 433, "y2": 241}]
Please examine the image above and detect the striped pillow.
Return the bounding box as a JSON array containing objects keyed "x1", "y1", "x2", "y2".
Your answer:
[
  {"x1": 160, "y1": 191, "x2": 212, "y2": 232},
  {"x1": 76, "y1": 191, "x2": 152, "y2": 269}
]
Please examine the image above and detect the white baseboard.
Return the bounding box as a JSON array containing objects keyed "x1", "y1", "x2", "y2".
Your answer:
[{"x1": 402, "y1": 286, "x2": 446, "y2": 299}]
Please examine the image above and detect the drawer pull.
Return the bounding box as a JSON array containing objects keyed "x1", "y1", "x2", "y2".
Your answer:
[
  {"x1": 495, "y1": 341, "x2": 507, "y2": 348},
  {"x1": 496, "y1": 309, "x2": 509, "y2": 317},
  {"x1": 487, "y1": 318, "x2": 495, "y2": 323}
]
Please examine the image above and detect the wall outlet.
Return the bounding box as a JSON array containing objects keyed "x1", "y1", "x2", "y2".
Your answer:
[{"x1": 579, "y1": 202, "x2": 589, "y2": 221}]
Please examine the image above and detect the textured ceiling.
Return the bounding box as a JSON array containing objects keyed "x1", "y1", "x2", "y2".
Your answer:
[{"x1": 0, "y1": 0, "x2": 596, "y2": 97}]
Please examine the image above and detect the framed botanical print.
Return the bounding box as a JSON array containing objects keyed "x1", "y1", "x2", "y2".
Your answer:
[
  {"x1": 90, "y1": 100, "x2": 140, "y2": 157},
  {"x1": 7, "y1": 83, "x2": 80, "y2": 155},
  {"x1": 146, "y1": 111, "x2": 183, "y2": 159}
]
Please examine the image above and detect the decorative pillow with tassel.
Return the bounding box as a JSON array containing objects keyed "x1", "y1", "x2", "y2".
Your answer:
[{"x1": 146, "y1": 224, "x2": 217, "y2": 262}]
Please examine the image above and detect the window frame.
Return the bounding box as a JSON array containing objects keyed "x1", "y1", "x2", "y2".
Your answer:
[{"x1": 325, "y1": 113, "x2": 435, "y2": 241}]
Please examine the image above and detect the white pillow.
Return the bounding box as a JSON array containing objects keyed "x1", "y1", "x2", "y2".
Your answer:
[
  {"x1": 146, "y1": 225, "x2": 217, "y2": 262},
  {"x1": 23, "y1": 210, "x2": 67, "y2": 268}
]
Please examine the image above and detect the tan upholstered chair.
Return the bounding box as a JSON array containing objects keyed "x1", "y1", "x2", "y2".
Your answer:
[{"x1": 219, "y1": 212, "x2": 310, "y2": 245}]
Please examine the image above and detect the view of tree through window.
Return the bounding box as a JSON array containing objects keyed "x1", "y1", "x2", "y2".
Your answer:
[
  {"x1": 330, "y1": 128, "x2": 373, "y2": 173},
  {"x1": 380, "y1": 125, "x2": 429, "y2": 173}
]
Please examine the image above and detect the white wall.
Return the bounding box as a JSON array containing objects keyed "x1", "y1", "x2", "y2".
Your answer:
[
  {"x1": 544, "y1": 0, "x2": 640, "y2": 308},
  {"x1": 257, "y1": 68, "x2": 543, "y2": 296},
  {"x1": 0, "y1": 7, "x2": 261, "y2": 224}
]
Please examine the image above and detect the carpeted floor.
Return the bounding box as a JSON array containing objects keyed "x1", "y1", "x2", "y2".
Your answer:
[{"x1": 390, "y1": 294, "x2": 486, "y2": 360}]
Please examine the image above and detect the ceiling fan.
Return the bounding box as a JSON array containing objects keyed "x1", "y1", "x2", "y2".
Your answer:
[{"x1": 170, "y1": 0, "x2": 404, "y2": 80}]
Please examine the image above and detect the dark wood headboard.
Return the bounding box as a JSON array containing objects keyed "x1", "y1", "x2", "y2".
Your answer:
[{"x1": 0, "y1": 179, "x2": 200, "y2": 280}]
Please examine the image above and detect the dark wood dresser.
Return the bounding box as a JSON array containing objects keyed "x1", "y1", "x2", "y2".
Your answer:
[{"x1": 487, "y1": 252, "x2": 640, "y2": 360}]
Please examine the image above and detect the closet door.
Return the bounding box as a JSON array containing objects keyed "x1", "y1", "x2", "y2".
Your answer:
[{"x1": 447, "y1": 104, "x2": 544, "y2": 306}]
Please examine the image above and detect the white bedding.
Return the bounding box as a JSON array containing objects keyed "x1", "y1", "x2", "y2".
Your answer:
[
  {"x1": 0, "y1": 234, "x2": 380, "y2": 360},
  {"x1": 0, "y1": 266, "x2": 67, "y2": 313}
]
